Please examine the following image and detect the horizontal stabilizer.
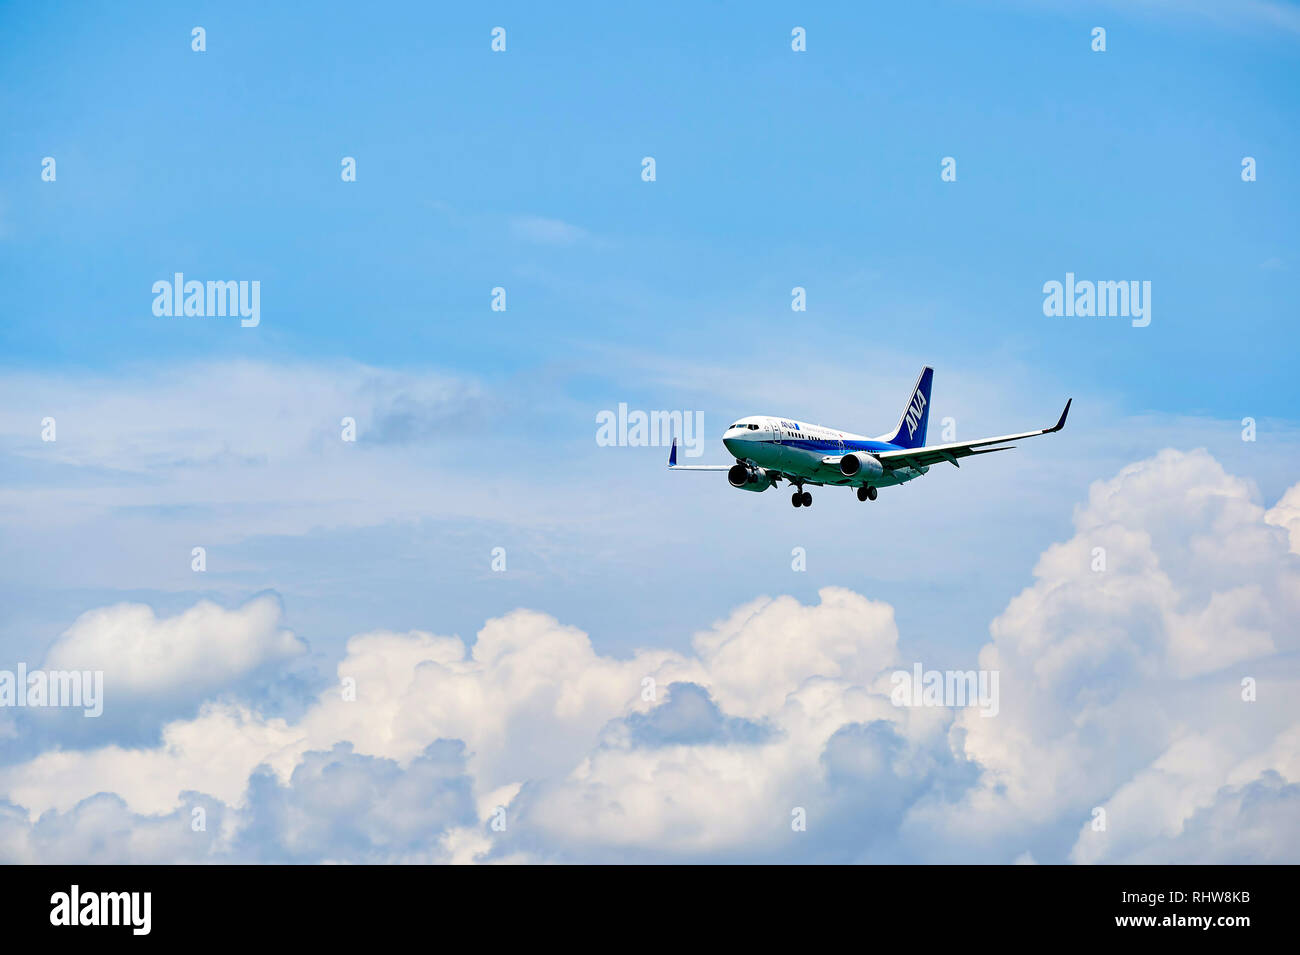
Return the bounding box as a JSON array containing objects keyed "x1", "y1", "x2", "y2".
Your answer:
[{"x1": 667, "y1": 438, "x2": 731, "y2": 471}]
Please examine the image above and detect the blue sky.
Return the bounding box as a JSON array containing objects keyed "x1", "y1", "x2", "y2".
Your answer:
[
  {"x1": 3, "y1": 1, "x2": 1297, "y2": 403},
  {"x1": 1, "y1": 1, "x2": 1298, "y2": 863}
]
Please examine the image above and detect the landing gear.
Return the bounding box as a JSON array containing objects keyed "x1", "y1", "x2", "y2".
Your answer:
[
  {"x1": 801, "y1": 490, "x2": 812, "y2": 507},
  {"x1": 857, "y1": 486, "x2": 878, "y2": 502},
  {"x1": 791, "y1": 489, "x2": 813, "y2": 508}
]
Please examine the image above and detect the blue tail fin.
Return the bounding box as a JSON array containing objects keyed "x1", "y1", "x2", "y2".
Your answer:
[{"x1": 885, "y1": 366, "x2": 933, "y2": 449}]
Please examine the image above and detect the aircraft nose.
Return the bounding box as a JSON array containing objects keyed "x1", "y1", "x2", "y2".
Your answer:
[{"x1": 723, "y1": 436, "x2": 740, "y2": 456}]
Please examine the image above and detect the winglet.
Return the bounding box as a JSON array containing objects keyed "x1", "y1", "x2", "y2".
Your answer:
[
  {"x1": 1047, "y1": 398, "x2": 1072, "y2": 433},
  {"x1": 668, "y1": 437, "x2": 678, "y2": 467}
]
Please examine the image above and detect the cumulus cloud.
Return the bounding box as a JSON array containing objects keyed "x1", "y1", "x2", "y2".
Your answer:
[
  {"x1": 4, "y1": 595, "x2": 307, "y2": 751},
  {"x1": 0, "y1": 589, "x2": 906, "y2": 860},
  {"x1": 0, "y1": 792, "x2": 229, "y2": 865},
  {"x1": 612, "y1": 682, "x2": 771, "y2": 748},
  {"x1": 233, "y1": 742, "x2": 476, "y2": 864},
  {"x1": 1100, "y1": 770, "x2": 1300, "y2": 864},
  {"x1": 43, "y1": 594, "x2": 304, "y2": 700},
  {"x1": 0, "y1": 742, "x2": 476, "y2": 864},
  {"x1": 920, "y1": 449, "x2": 1300, "y2": 863},
  {"x1": 1265, "y1": 481, "x2": 1300, "y2": 554},
  {"x1": 0, "y1": 449, "x2": 1296, "y2": 863}
]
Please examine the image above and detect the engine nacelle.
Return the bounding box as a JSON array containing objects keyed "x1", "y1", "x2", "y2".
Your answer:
[
  {"x1": 728, "y1": 463, "x2": 776, "y2": 492},
  {"x1": 839, "y1": 451, "x2": 884, "y2": 480}
]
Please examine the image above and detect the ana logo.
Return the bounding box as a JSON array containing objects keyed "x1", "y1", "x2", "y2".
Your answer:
[
  {"x1": 780, "y1": 420, "x2": 800, "y2": 431},
  {"x1": 905, "y1": 389, "x2": 927, "y2": 438}
]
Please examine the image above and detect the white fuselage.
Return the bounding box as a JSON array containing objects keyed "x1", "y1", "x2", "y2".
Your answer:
[{"x1": 721, "y1": 416, "x2": 927, "y2": 487}]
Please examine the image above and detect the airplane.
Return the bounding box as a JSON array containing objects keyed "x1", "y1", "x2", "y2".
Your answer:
[{"x1": 668, "y1": 366, "x2": 1070, "y2": 508}]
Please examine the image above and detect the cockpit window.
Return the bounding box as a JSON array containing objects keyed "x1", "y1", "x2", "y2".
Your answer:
[{"x1": 749, "y1": 424, "x2": 759, "y2": 430}]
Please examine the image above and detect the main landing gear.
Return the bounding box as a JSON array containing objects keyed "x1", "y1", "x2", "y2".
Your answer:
[
  {"x1": 856, "y1": 486, "x2": 878, "y2": 502},
  {"x1": 791, "y1": 488, "x2": 812, "y2": 508}
]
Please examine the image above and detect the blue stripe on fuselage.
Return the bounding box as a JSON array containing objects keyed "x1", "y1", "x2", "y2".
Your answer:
[{"x1": 780, "y1": 439, "x2": 900, "y2": 453}]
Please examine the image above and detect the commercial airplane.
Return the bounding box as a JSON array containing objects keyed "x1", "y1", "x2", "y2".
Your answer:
[{"x1": 668, "y1": 366, "x2": 1070, "y2": 507}]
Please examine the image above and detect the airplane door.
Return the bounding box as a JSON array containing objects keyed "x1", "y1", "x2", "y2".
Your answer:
[{"x1": 770, "y1": 420, "x2": 782, "y2": 445}]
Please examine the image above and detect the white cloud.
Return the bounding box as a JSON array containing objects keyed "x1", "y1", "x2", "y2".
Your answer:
[
  {"x1": 43, "y1": 595, "x2": 304, "y2": 699},
  {"x1": 921, "y1": 449, "x2": 1300, "y2": 862},
  {"x1": 1266, "y1": 481, "x2": 1300, "y2": 554}
]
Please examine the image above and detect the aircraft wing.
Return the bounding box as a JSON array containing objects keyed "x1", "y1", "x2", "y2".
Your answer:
[
  {"x1": 667, "y1": 438, "x2": 731, "y2": 470},
  {"x1": 875, "y1": 399, "x2": 1071, "y2": 470}
]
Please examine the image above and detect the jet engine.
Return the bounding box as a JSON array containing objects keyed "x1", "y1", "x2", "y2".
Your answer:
[
  {"x1": 728, "y1": 463, "x2": 776, "y2": 492},
  {"x1": 839, "y1": 451, "x2": 884, "y2": 480}
]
